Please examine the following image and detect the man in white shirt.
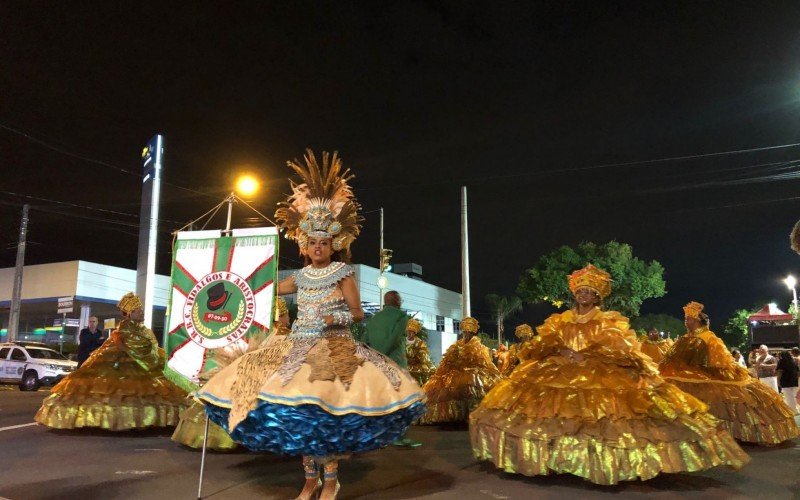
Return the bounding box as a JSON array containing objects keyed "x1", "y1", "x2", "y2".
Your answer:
[{"x1": 754, "y1": 344, "x2": 779, "y2": 393}]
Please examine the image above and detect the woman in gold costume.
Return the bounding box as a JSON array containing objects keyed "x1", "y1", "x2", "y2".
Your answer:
[
  {"x1": 659, "y1": 301, "x2": 799, "y2": 445},
  {"x1": 406, "y1": 318, "x2": 435, "y2": 386},
  {"x1": 35, "y1": 293, "x2": 187, "y2": 430},
  {"x1": 638, "y1": 328, "x2": 674, "y2": 364},
  {"x1": 470, "y1": 265, "x2": 749, "y2": 485},
  {"x1": 418, "y1": 317, "x2": 503, "y2": 424},
  {"x1": 171, "y1": 297, "x2": 292, "y2": 450},
  {"x1": 498, "y1": 324, "x2": 535, "y2": 376}
]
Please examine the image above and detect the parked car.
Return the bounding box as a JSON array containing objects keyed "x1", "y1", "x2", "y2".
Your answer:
[{"x1": 0, "y1": 343, "x2": 77, "y2": 391}]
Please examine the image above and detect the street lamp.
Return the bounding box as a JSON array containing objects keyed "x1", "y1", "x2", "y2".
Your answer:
[
  {"x1": 235, "y1": 174, "x2": 259, "y2": 197},
  {"x1": 784, "y1": 274, "x2": 798, "y2": 318}
]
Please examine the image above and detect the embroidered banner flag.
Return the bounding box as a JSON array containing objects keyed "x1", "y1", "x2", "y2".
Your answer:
[{"x1": 165, "y1": 227, "x2": 278, "y2": 391}]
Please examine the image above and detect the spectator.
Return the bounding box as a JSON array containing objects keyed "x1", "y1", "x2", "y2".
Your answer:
[
  {"x1": 77, "y1": 316, "x2": 104, "y2": 368},
  {"x1": 730, "y1": 348, "x2": 746, "y2": 368},
  {"x1": 754, "y1": 345, "x2": 778, "y2": 393},
  {"x1": 776, "y1": 350, "x2": 799, "y2": 414}
]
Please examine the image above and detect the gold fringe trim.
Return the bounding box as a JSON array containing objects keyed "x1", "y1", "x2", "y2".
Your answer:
[
  {"x1": 171, "y1": 399, "x2": 237, "y2": 450},
  {"x1": 470, "y1": 416, "x2": 750, "y2": 485},
  {"x1": 418, "y1": 398, "x2": 482, "y2": 424},
  {"x1": 35, "y1": 398, "x2": 185, "y2": 430},
  {"x1": 670, "y1": 379, "x2": 800, "y2": 444}
]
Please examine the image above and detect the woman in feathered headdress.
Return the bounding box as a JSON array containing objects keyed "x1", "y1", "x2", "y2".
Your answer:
[
  {"x1": 659, "y1": 302, "x2": 799, "y2": 444},
  {"x1": 197, "y1": 150, "x2": 426, "y2": 500},
  {"x1": 470, "y1": 265, "x2": 749, "y2": 485}
]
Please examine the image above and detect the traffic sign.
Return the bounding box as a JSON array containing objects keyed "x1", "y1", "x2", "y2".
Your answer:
[{"x1": 57, "y1": 296, "x2": 74, "y2": 314}]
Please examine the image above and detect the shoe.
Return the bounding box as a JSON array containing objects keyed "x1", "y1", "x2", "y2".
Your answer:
[{"x1": 295, "y1": 479, "x2": 322, "y2": 500}]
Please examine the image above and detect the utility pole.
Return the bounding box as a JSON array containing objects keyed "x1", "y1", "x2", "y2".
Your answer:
[
  {"x1": 379, "y1": 207, "x2": 384, "y2": 308},
  {"x1": 461, "y1": 187, "x2": 471, "y2": 318},
  {"x1": 8, "y1": 204, "x2": 29, "y2": 343}
]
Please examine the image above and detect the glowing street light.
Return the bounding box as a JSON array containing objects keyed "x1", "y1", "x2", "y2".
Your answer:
[{"x1": 235, "y1": 175, "x2": 259, "y2": 197}]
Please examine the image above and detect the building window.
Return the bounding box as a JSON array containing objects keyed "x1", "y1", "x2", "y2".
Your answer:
[
  {"x1": 436, "y1": 315, "x2": 445, "y2": 332},
  {"x1": 453, "y1": 320, "x2": 460, "y2": 334}
]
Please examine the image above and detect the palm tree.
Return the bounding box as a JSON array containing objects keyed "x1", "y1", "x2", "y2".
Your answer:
[{"x1": 485, "y1": 293, "x2": 523, "y2": 345}]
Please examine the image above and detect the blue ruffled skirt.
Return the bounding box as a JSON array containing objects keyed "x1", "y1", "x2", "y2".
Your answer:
[{"x1": 205, "y1": 400, "x2": 426, "y2": 456}]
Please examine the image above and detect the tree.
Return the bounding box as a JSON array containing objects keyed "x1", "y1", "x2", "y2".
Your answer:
[
  {"x1": 517, "y1": 241, "x2": 666, "y2": 318},
  {"x1": 485, "y1": 293, "x2": 523, "y2": 345},
  {"x1": 630, "y1": 314, "x2": 684, "y2": 338},
  {"x1": 721, "y1": 309, "x2": 752, "y2": 353}
]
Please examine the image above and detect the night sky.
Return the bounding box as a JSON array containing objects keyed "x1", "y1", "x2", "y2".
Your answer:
[{"x1": 3, "y1": 2, "x2": 800, "y2": 330}]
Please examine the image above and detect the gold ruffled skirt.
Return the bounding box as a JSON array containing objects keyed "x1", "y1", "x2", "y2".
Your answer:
[
  {"x1": 35, "y1": 348, "x2": 187, "y2": 430},
  {"x1": 668, "y1": 378, "x2": 799, "y2": 445},
  {"x1": 470, "y1": 356, "x2": 750, "y2": 485},
  {"x1": 419, "y1": 367, "x2": 502, "y2": 424},
  {"x1": 171, "y1": 399, "x2": 237, "y2": 450}
]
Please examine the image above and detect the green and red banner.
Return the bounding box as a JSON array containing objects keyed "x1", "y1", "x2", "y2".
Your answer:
[{"x1": 165, "y1": 227, "x2": 278, "y2": 391}]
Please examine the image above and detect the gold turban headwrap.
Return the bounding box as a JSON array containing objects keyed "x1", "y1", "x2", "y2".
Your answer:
[
  {"x1": 568, "y1": 264, "x2": 612, "y2": 299},
  {"x1": 683, "y1": 301, "x2": 704, "y2": 319},
  {"x1": 515, "y1": 323, "x2": 534, "y2": 340},
  {"x1": 274, "y1": 297, "x2": 289, "y2": 319},
  {"x1": 460, "y1": 317, "x2": 479, "y2": 334},
  {"x1": 406, "y1": 318, "x2": 423, "y2": 334},
  {"x1": 117, "y1": 292, "x2": 143, "y2": 314}
]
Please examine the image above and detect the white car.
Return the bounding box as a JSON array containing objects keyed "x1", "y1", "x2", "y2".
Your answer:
[{"x1": 0, "y1": 343, "x2": 77, "y2": 391}]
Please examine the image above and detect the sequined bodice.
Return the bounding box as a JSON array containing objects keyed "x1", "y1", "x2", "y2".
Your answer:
[{"x1": 290, "y1": 262, "x2": 354, "y2": 338}]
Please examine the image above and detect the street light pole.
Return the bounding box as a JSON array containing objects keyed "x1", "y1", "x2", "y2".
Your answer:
[{"x1": 379, "y1": 207, "x2": 384, "y2": 309}]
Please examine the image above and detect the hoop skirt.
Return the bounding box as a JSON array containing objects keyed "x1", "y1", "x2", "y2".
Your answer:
[
  {"x1": 470, "y1": 308, "x2": 749, "y2": 485},
  {"x1": 407, "y1": 337, "x2": 436, "y2": 386},
  {"x1": 659, "y1": 328, "x2": 799, "y2": 445},
  {"x1": 35, "y1": 319, "x2": 187, "y2": 430},
  {"x1": 418, "y1": 336, "x2": 503, "y2": 424}
]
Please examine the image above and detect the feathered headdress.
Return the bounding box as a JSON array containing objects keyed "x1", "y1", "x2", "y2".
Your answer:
[{"x1": 274, "y1": 149, "x2": 362, "y2": 261}]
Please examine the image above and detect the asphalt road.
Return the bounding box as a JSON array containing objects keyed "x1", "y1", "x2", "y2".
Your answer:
[{"x1": 1, "y1": 388, "x2": 800, "y2": 500}]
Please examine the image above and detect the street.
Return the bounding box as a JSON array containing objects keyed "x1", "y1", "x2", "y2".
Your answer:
[{"x1": 1, "y1": 389, "x2": 799, "y2": 500}]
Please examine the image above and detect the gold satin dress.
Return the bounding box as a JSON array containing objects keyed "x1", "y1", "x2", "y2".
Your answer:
[
  {"x1": 406, "y1": 337, "x2": 436, "y2": 386},
  {"x1": 660, "y1": 327, "x2": 799, "y2": 445},
  {"x1": 35, "y1": 319, "x2": 187, "y2": 430},
  {"x1": 470, "y1": 307, "x2": 749, "y2": 485},
  {"x1": 419, "y1": 335, "x2": 503, "y2": 424},
  {"x1": 638, "y1": 336, "x2": 674, "y2": 364}
]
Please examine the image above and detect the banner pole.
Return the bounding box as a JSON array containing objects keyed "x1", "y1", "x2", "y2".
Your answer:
[
  {"x1": 197, "y1": 415, "x2": 210, "y2": 499},
  {"x1": 224, "y1": 193, "x2": 235, "y2": 236}
]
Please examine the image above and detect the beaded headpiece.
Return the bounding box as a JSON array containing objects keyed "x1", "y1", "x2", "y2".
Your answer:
[
  {"x1": 274, "y1": 297, "x2": 289, "y2": 319},
  {"x1": 683, "y1": 301, "x2": 704, "y2": 319},
  {"x1": 406, "y1": 318, "x2": 423, "y2": 334},
  {"x1": 515, "y1": 323, "x2": 534, "y2": 340},
  {"x1": 568, "y1": 264, "x2": 612, "y2": 299},
  {"x1": 117, "y1": 292, "x2": 143, "y2": 314},
  {"x1": 460, "y1": 317, "x2": 479, "y2": 334},
  {"x1": 275, "y1": 149, "x2": 362, "y2": 261}
]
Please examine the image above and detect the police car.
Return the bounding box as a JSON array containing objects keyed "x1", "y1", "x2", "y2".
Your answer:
[{"x1": 0, "y1": 342, "x2": 77, "y2": 391}]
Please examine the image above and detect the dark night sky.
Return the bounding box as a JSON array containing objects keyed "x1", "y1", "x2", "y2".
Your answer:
[{"x1": 3, "y1": 1, "x2": 800, "y2": 330}]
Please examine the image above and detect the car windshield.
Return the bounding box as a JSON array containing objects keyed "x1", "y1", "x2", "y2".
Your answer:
[{"x1": 26, "y1": 348, "x2": 67, "y2": 360}]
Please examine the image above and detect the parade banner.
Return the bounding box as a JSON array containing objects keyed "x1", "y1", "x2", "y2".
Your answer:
[{"x1": 165, "y1": 227, "x2": 278, "y2": 391}]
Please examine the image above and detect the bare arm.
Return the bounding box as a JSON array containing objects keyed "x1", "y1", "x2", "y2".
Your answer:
[{"x1": 277, "y1": 275, "x2": 297, "y2": 295}]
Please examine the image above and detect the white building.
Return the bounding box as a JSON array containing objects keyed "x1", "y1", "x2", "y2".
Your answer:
[{"x1": 0, "y1": 261, "x2": 170, "y2": 343}]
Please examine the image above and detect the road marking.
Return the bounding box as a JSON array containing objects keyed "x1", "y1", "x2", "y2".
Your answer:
[
  {"x1": 135, "y1": 448, "x2": 166, "y2": 452},
  {"x1": 115, "y1": 470, "x2": 156, "y2": 475},
  {"x1": 0, "y1": 422, "x2": 37, "y2": 432}
]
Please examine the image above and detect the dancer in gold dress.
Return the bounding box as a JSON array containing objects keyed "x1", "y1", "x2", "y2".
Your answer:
[
  {"x1": 638, "y1": 328, "x2": 674, "y2": 364},
  {"x1": 470, "y1": 265, "x2": 749, "y2": 485},
  {"x1": 659, "y1": 301, "x2": 799, "y2": 445},
  {"x1": 35, "y1": 293, "x2": 187, "y2": 430},
  {"x1": 171, "y1": 297, "x2": 292, "y2": 450},
  {"x1": 406, "y1": 318, "x2": 435, "y2": 386},
  {"x1": 418, "y1": 317, "x2": 503, "y2": 424},
  {"x1": 498, "y1": 323, "x2": 535, "y2": 376}
]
